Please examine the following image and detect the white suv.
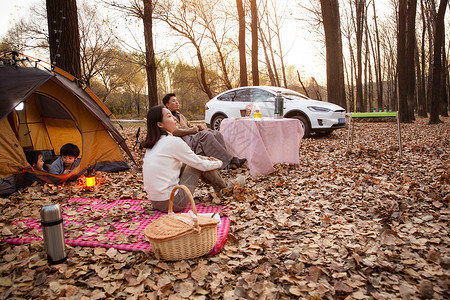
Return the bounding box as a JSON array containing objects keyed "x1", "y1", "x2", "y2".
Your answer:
[{"x1": 205, "y1": 86, "x2": 346, "y2": 137}]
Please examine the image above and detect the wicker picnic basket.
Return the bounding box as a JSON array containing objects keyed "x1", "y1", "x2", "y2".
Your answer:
[{"x1": 144, "y1": 185, "x2": 219, "y2": 261}]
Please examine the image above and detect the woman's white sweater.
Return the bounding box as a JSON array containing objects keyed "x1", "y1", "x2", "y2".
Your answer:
[{"x1": 143, "y1": 135, "x2": 222, "y2": 201}]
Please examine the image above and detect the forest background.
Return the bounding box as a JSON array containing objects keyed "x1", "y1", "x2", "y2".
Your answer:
[
  {"x1": 0, "y1": 0, "x2": 449, "y2": 122},
  {"x1": 0, "y1": 2, "x2": 449, "y2": 298}
]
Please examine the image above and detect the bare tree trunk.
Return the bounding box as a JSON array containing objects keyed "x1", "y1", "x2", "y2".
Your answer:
[
  {"x1": 383, "y1": 27, "x2": 398, "y2": 110},
  {"x1": 367, "y1": 50, "x2": 373, "y2": 109},
  {"x1": 275, "y1": 18, "x2": 287, "y2": 88},
  {"x1": 398, "y1": 0, "x2": 408, "y2": 119},
  {"x1": 193, "y1": 0, "x2": 234, "y2": 91},
  {"x1": 320, "y1": 0, "x2": 346, "y2": 109},
  {"x1": 311, "y1": 77, "x2": 323, "y2": 101},
  {"x1": 398, "y1": 0, "x2": 416, "y2": 122},
  {"x1": 406, "y1": 0, "x2": 417, "y2": 120},
  {"x1": 346, "y1": 29, "x2": 356, "y2": 111},
  {"x1": 417, "y1": 0, "x2": 428, "y2": 117},
  {"x1": 266, "y1": 31, "x2": 280, "y2": 86},
  {"x1": 355, "y1": 0, "x2": 365, "y2": 112},
  {"x1": 429, "y1": 0, "x2": 448, "y2": 123},
  {"x1": 214, "y1": 42, "x2": 233, "y2": 90},
  {"x1": 343, "y1": 56, "x2": 353, "y2": 111},
  {"x1": 442, "y1": 45, "x2": 449, "y2": 117},
  {"x1": 425, "y1": 0, "x2": 435, "y2": 114},
  {"x1": 143, "y1": 0, "x2": 158, "y2": 107},
  {"x1": 195, "y1": 45, "x2": 213, "y2": 99},
  {"x1": 236, "y1": 0, "x2": 248, "y2": 86},
  {"x1": 372, "y1": 0, "x2": 383, "y2": 110},
  {"x1": 260, "y1": 28, "x2": 276, "y2": 86},
  {"x1": 364, "y1": 15, "x2": 370, "y2": 112},
  {"x1": 250, "y1": 0, "x2": 259, "y2": 85},
  {"x1": 257, "y1": 0, "x2": 276, "y2": 86},
  {"x1": 46, "y1": 0, "x2": 81, "y2": 78},
  {"x1": 297, "y1": 70, "x2": 310, "y2": 98},
  {"x1": 367, "y1": 10, "x2": 377, "y2": 109},
  {"x1": 155, "y1": 2, "x2": 213, "y2": 99},
  {"x1": 415, "y1": 39, "x2": 427, "y2": 117}
]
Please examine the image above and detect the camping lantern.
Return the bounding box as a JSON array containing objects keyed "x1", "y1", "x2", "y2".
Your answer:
[{"x1": 85, "y1": 167, "x2": 96, "y2": 188}]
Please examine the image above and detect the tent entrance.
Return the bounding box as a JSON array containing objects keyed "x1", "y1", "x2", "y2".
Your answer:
[{"x1": 16, "y1": 93, "x2": 82, "y2": 157}]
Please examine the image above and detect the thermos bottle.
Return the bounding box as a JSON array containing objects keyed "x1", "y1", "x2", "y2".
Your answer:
[
  {"x1": 41, "y1": 203, "x2": 67, "y2": 264},
  {"x1": 274, "y1": 91, "x2": 284, "y2": 119}
]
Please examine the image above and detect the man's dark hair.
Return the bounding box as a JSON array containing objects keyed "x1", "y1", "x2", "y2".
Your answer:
[
  {"x1": 60, "y1": 143, "x2": 80, "y2": 158},
  {"x1": 162, "y1": 93, "x2": 176, "y2": 107}
]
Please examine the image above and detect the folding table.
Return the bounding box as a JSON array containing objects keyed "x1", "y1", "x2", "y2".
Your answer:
[{"x1": 346, "y1": 111, "x2": 402, "y2": 158}]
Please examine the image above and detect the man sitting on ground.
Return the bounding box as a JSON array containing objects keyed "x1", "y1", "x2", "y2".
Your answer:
[{"x1": 163, "y1": 93, "x2": 246, "y2": 169}]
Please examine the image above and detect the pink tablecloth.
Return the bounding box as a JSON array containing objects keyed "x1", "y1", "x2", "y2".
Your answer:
[{"x1": 220, "y1": 118, "x2": 304, "y2": 175}]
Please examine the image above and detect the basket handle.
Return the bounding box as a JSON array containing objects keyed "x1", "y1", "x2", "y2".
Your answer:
[{"x1": 168, "y1": 185, "x2": 199, "y2": 228}]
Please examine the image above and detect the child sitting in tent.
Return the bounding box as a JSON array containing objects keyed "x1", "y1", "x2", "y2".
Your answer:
[
  {"x1": 49, "y1": 143, "x2": 81, "y2": 174},
  {"x1": 25, "y1": 150, "x2": 45, "y2": 171}
]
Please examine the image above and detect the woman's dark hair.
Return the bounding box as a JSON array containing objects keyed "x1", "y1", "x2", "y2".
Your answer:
[
  {"x1": 162, "y1": 93, "x2": 176, "y2": 107},
  {"x1": 141, "y1": 105, "x2": 168, "y2": 149}
]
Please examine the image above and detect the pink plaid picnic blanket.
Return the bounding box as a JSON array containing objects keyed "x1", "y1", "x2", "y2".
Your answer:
[{"x1": 2, "y1": 198, "x2": 230, "y2": 256}]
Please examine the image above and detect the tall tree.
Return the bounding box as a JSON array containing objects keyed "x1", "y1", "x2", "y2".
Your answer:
[
  {"x1": 259, "y1": 0, "x2": 284, "y2": 87},
  {"x1": 0, "y1": 3, "x2": 48, "y2": 53},
  {"x1": 372, "y1": 0, "x2": 383, "y2": 111},
  {"x1": 429, "y1": 0, "x2": 448, "y2": 124},
  {"x1": 46, "y1": 0, "x2": 81, "y2": 78},
  {"x1": 354, "y1": 0, "x2": 365, "y2": 112},
  {"x1": 250, "y1": 0, "x2": 259, "y2": 85},
  {"x1": 194, "y1": 0, "x2": 233, "y2": 90},
  {"x1": 92, "y1": 51, "x2": 142, "y2": 103},
  {"x1": 416, "y1": 0, "x2": 428, "y2": 117},
  {"x1": 320, "y1": 0, "x2": 346, "y2": 109},
  {"x1": 143, "y1": 0, "x2": 158, "y2": 107},
  {"x1": 405, "y1": 0, "x2": 417, "y2": 120},
  {"x1": 106, "y1": 0, "x2": 159, "y2": 106},
  {"x1": 236, "y1": 0, "x2": 248, "y2": 87},
  {"x1": 155, "y1": 1, "x2": 213, "y2": 99},
  {"x1": 397, "y1": 0, "x2": 417, "y2": 122},
  {"x1": 78, "y1": 2, "x2": 119, "y2": 87},
  {"x1": 272, "y1": 2, "x2": 288, "y2": 88}
]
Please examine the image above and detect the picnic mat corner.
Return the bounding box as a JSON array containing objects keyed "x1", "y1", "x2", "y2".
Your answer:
[{"x1": 2, "y1": 198, "x2": 230, "y2": 256}]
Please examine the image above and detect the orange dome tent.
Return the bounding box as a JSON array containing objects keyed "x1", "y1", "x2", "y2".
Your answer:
[{"x1": 0, "y1": 52, "x2": 138, "y2": 194}]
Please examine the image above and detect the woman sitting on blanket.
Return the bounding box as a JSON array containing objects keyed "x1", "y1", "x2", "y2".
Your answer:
[{"x1": 141, "y1": 105, "x2": 244, "y2": 213}]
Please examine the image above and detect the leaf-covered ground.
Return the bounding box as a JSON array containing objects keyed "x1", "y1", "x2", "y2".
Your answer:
[{"x1": 1, "y1": 117, "x2": 449, "y2": 299}]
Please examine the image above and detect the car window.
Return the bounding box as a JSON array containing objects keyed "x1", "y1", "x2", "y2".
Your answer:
[
  {"x1": 217, "y1": 91, "x2": 235, "y2": 101},
  {"x1": 234, "y1": 89, "x2": 251, "y2": 102},
  {"x1": 251, "y1": 89, "x2": 273, "y2": 102},
  {"x1": 282, "y1": 92, "x2": 309, "y2": 101}
]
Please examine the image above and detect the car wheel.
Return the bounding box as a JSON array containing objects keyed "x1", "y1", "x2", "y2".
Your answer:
[
  {"x1": 291, "y1": 115, "x2": 311, "y2": 138},
  {"x1": 211, "y1": 114, "x2": 226, "y2": 131}
]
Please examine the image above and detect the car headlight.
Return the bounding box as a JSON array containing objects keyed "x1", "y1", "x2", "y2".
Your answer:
[{"x1": 307, "y1": 106, "x2": 332, "y2": 112}]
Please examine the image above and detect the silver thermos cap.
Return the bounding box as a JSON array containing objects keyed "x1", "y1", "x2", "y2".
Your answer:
[{"x1": 40, "y1": 203, "x2": 67, "y2": 264}]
